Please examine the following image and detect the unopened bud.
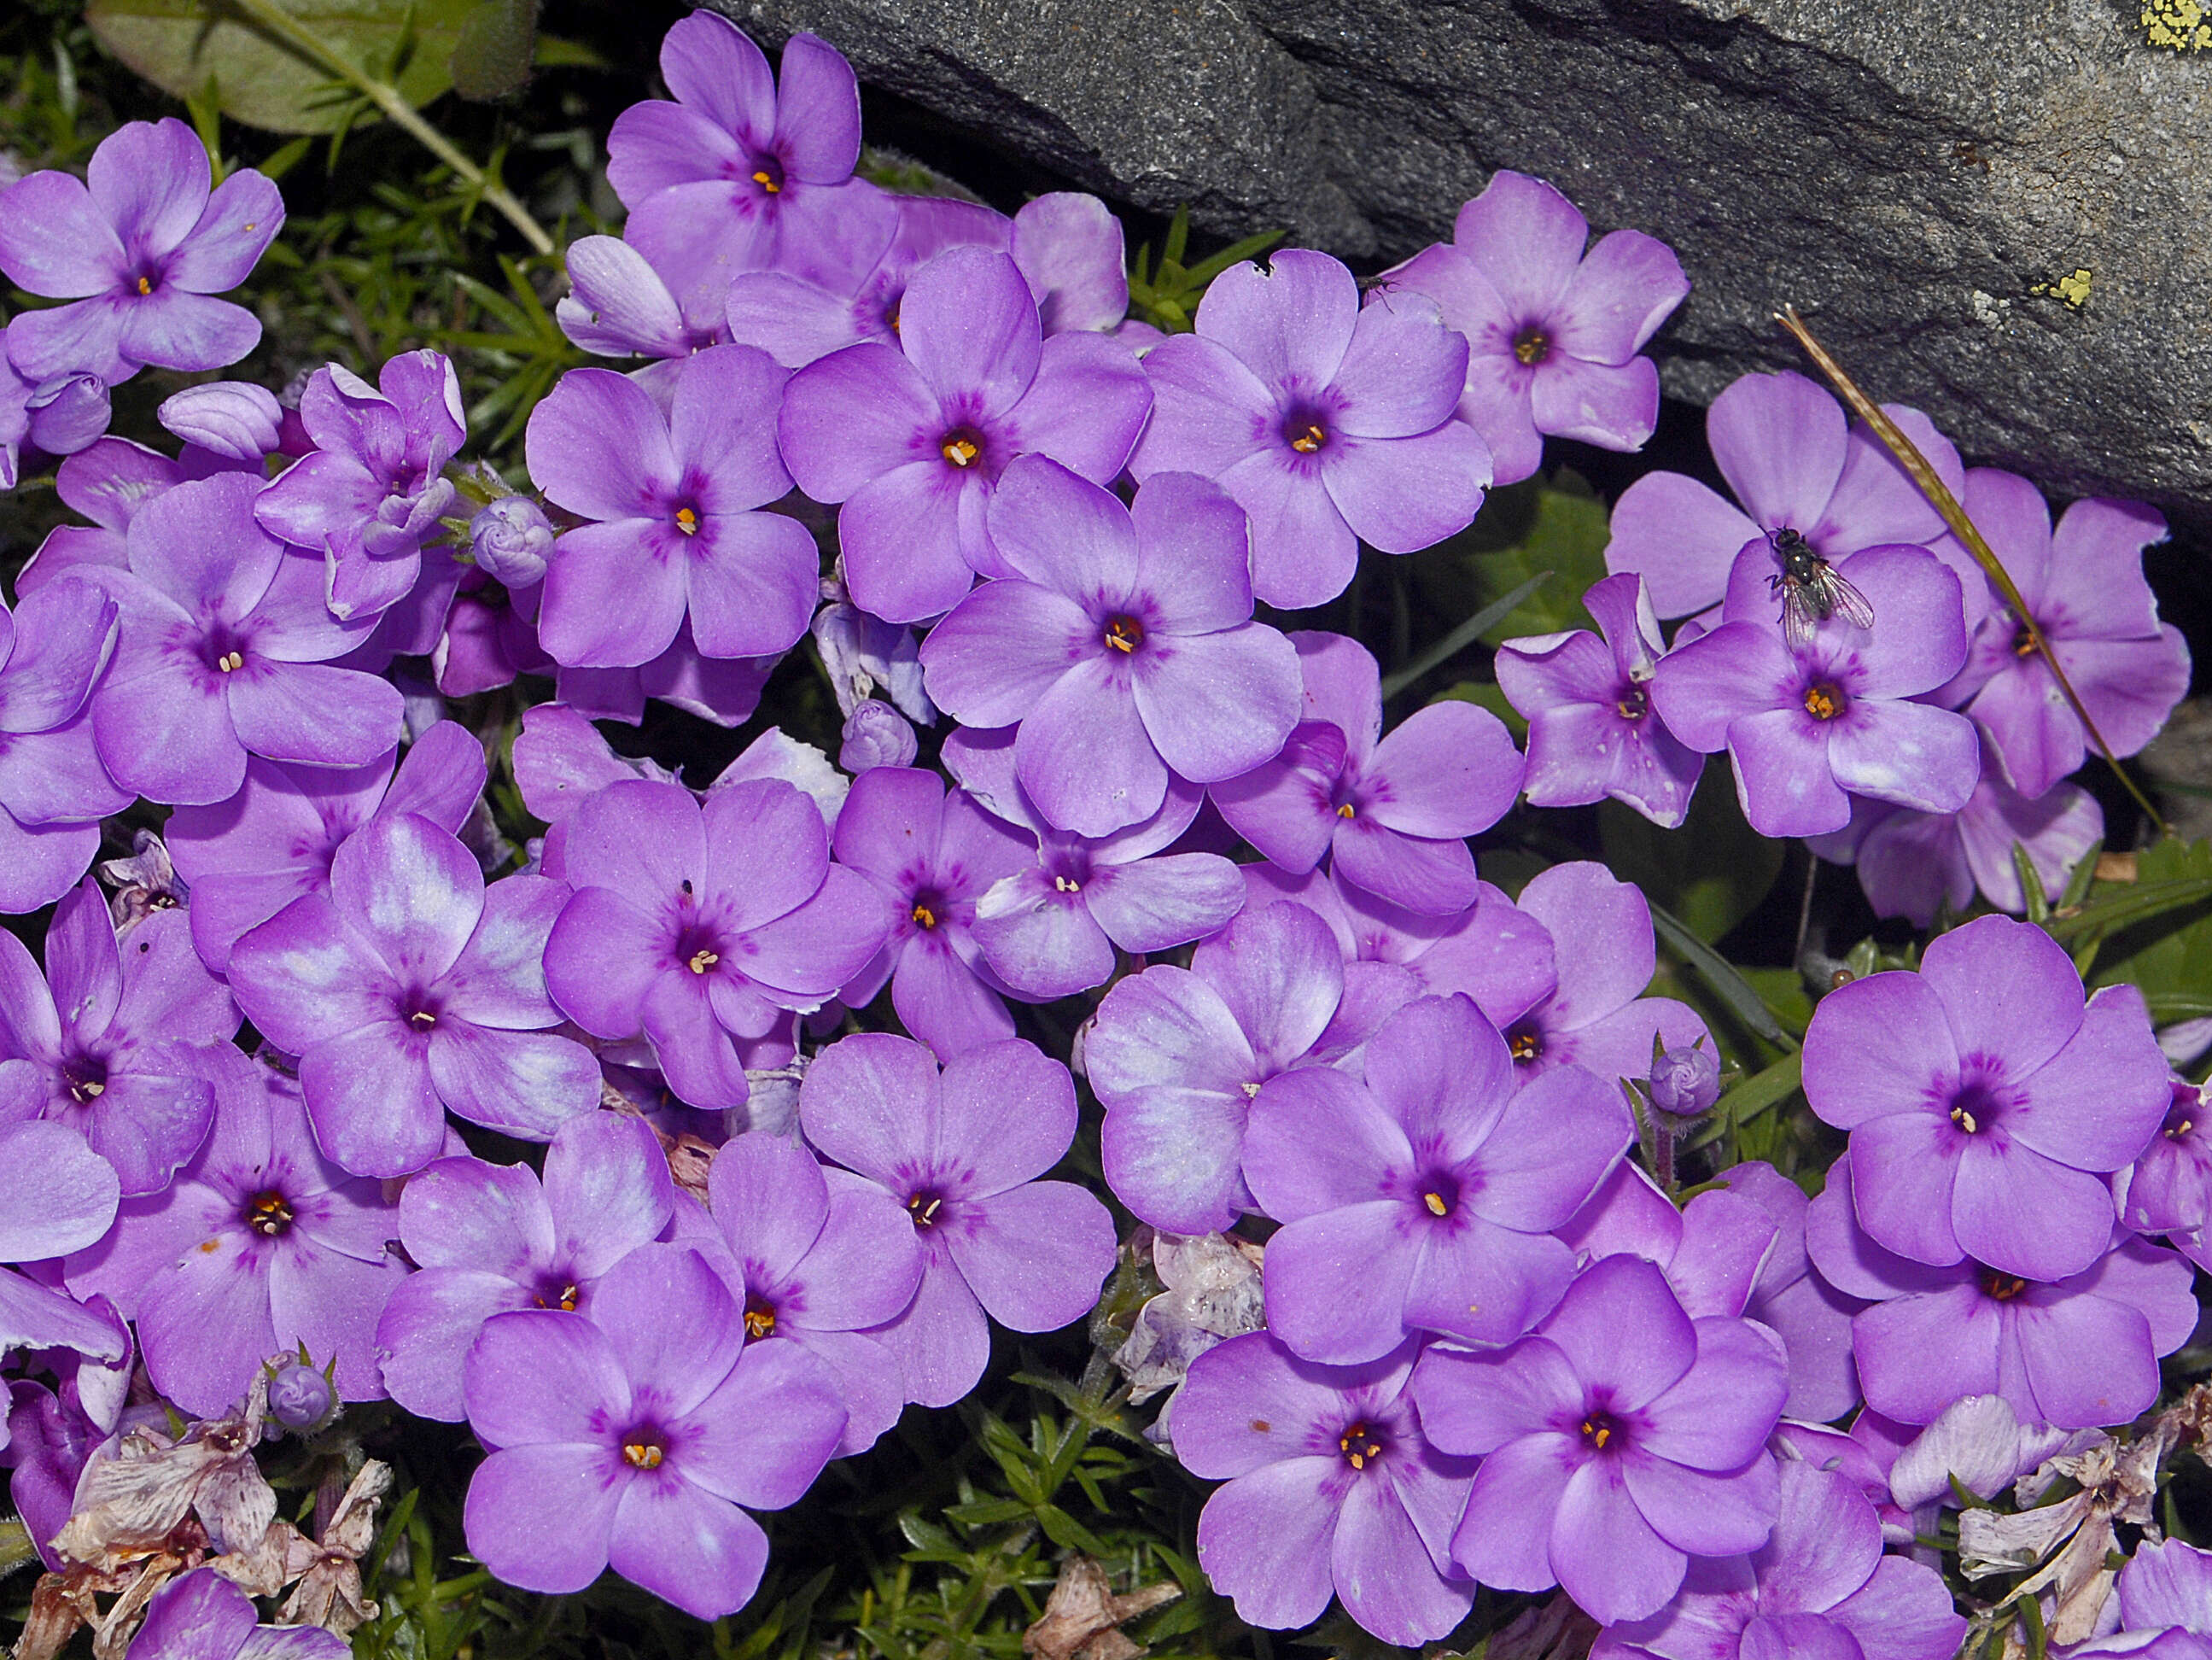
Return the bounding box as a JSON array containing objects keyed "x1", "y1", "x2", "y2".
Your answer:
[
  {"x1": 470, "y1": 495, "x2": 554, "y2": 587},
  {"x1": 838, "y1": 698, "x2": 917, "y2": 772},
  {"x1": 1647, "y1": 1046, "x2": 1721, "y2": 1118},
  {"x1": 158, "y1": 381, "x2": 283, "y2": 460},
  {"x1": 267, "y1": 1361, "x2": 336, "y2": 1432}
]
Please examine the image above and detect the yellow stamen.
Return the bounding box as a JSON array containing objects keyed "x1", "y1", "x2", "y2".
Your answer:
[
  {"x1": 248, "y1": 1191, "x2": 294, "y2": 1236},
  {"x1": 2170, "y1": 1119, "x2": 2196, "y2": 1139},
  {"x1": 1513, "y1": 330, "x2": 1549, "y2": 366},
  {"x1": 1803, "y1": 683, "x2": 1841, "y2": 721},
  {"x1": 409, "y1": 1009, "x2": 436, "y2": 1029},
  {"x1": 911, "y1": 902, "x2": 937, "y2": 930},
  {"x1": 907, "y1": 1194, "x2": 943, "y2": 1227},
  {"x1": 535, "y1": 1284, "x2": 580, "y2": 1312},
  {"x1": 136, "y1": 276, "x2": 153, "y2": 295},
  {"x1": 942, "y1": 435, "x2": 980, "y2": 468},
  {"x1": 751, "y1": 169, "x2": 780, "y2": 194},
  {"x1": 1240, "y1": 1081, "x2": 1262, "y2": 1099},
  {"x1": 1423, "y1": 1192, "x2": 1448, "y2": 1217},
  {"x1": 1581, "y1": 1417, "x2": 1611, "y2": 1449},
  {"x1": 687, "y1": 949, "x2": 719, "y2": 974},
  {"x1": 1289, "y1": 424, "x2": 1325, "y2": 453},
  {"x1": 744, "y1": 1306, "x2": 776, "y2": 1340},
  {"x1": 1104, "y1": 617, "x2": 1142, "y2": 653},
  {"x1": 674, "y1": 506, "x2": 699, "y2": 535},
  {"x1": 622, "y1": 1441, "x2": 664, "y2": 1469},
  {"x1": 1053, "y1": 874, "x2": 1081, "y2": 893},
  {"x1": 1951, "y1": 1104, "x2": 1978, "y2": 1134},
  {"x1": 1335, "y1": 803, "x2": 1355, "y2": 819},
  {"x1": 217, "y1": 651, "x2": 244, "y2": 673}
]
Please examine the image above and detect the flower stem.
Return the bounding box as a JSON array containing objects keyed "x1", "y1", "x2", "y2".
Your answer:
[
  {"x1": 221, "y1": 0, "x2": 557, "y2": 255},
  {"x1": 0, "y1": 1516, "x2": 38, "y2": 1579}
]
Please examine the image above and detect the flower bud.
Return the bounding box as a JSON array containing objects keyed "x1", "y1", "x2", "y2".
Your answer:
[
  {"x1": 839, "y1": 698, "x2": 918, "y2": 773},
  {"x1": 26, "y1": 371, "x2": 112, "y2": 458},
  {"x1": 267, "y1": 1361, "x2": 336, "y2": 1432},
  {"x1": 470, "y1": 495, "x2": 554, "y2": 587},
  {"x1": 1647, "y1": 1045, "x2": 1721, "y2": 1118},
  {"x1": 158, "y1": 381, "x2": 283, "y2": 460}
]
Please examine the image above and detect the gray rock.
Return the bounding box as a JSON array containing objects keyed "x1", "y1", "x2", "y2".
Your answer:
[{"x1": 705, "y1": 0, "x2": 2212, "y2": 518}]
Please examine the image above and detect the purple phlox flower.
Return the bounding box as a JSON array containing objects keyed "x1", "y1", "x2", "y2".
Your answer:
[
  {"x1": 0, "y1": 324, "x2": 110, "y2": 488},
  {"x1": 691, "y1": 1128, "x2": 924, "y2": 1454},
  {"x1": 2116, "y1": 1078, "x2": 2212, "y2": 1240},
  {"x1": 462, "y1": 1242, "x2": 845, "y2": 1619},
  {"x1": 0, "y1": 118, "x2": 282, "y2": 381},
  {"x1": 124, "y1": 1568, "x2": 349, "y2": 1660},
  {"x1": 1589, "y1": 1459, "x2": 1964, "y2": 1660},
  {"x1": 1010, "y1": 191, "x2": 1129, "y2": 335},
  {"x1": 1110, "y1": 1229, "x2": 1265, "y2": 1446},
  {"x1": 797, "y1": 1032, "x2": 1117, "y2": 1407},
  {"x1": 1558, "y1": 1161, "x2": 1780, "y2": 1322},
  {"x1": 374, "y1": 1111, "x2": 676, "y2": 1421},
  {"x1": 942, "y1": 726, "x2": 1246, "y2": 1001},
  {"x1": 1498, "y1": 571, "x2": 1703, "y2": 827},
  {"x1": 1714, "y1": 1160, "x2": 1866, "y2": 1424},
  {"x1": 17, "y1": 435, "x2": 256, "y2": 596},
  {"x1": 1088, "y1": 897, "x2": 1421, "y2": 1235},
  {"x1": 1381, "y1": 170, "x2": 1687, "y2": 487},
  {"x1": 157, "y1": 380, "x2": 283, "y2": 462},
  {"x1": 1251, "y1": 992, "x2": 1634, "y2": 1363},
  {"x1": 813, "y1": 582, "x2": 936, "y2": 723},
  {"x1": 839, "y1": 698, "x2": 916, "y2": 771},
  {"x1": 830, "y1": 764, "x2": 1030, "y2": 1059},
  {"x1": 61, "y1": 1048, "x2": 406, "y2": 1417},
  {"x1": 434, "y1": 568, "x2": 554, "y2": 699},
  {"x1": 545, "y1": 777, "x2": 891, "y2": 1110},
  {"x1": 526, "y1": 346, "x2": 818, "y2": 669},
  {"x1": 606, "y1": 15, "x2": 878, "y2": 295},
  {"x1": 0, "y1": 577, "x2": 130, "y2": 914},
  {"x1": 254, "y1": 353, "x2": 464, "y2": 622},
  {"x1": 1804, "y1": 1159, "x2": 2197, "y2": 1428},
  {"x1": 1805, "y1": 727, "x2": 2104, "y2": 930},
  {"x1": 1651, "y1": 542, "x2": 1978, "y2": 839},
  {"x1": 1240, "y1": 861, "x2": 1560, "y2": 1031},
  {"x1": 557, "y1": 231, "x2": 732, "y2": 362},
  {"x1": 1176, "y1": 1333, "x2": 1477, "y2": 1645},
  {"x1": 1212, "y1": 629, "x2": 1523, "y2": 914},
  {"x1": 1414, "y1": 1254, "x2": 1789, "y2": 1625},
  {"x1": 228, "y1": 812, "x2": 598, "y2": 1177},
  {"x1": 1938, "y1": 468, "x2": 2191, "y2": 798},
  {"x1": 1484, "y1": 861, "x2": 1708, "y2": 1085},
  {"x1": 3, "y1": 1304, "x2": 135, "y2": 1569},
  {"x1": 167, "y1": 718, "x2": 487, "y2": 973},
  {"x1": 779, "y1": 245, "x2": 1155, "y2": 622},
  {"x1": 709, "y1": 723, "x2": 849, "y2": 833},
  {"x1": 552, "y1": 619, "x2": 779, "y2": 730},
  {"x1": 1603, "y1": 369, "x2": 1970, "y2": 622},
  {"x1": 1803, "y1": 913, "x2": 2170, "y2": 1281},
  {"x1": 0, "y1": 879, "x2": 236, "y2": 1195},
  {"x1": 468, "y1": 494, "x2": 554, "y2": 588},
  {"x1": 1129, "y1": 248, "x2": 1490, "y2": 611},
  {"x1": 2077, "y1": 1540, "x2": 2212, "y2": 1657},
  {"x1": 921, "y1": 458, "x2": 1303, "y2": 837},
  {"x1": 1884, "y1": 1394, "x2": 2071, "y2": 1514},
  {"x1": 79, "y1": 471, "x2": 402, "y2": 806},
  {"x1": 727, "y1": 190, "x2": 1006, "y2": 368}
]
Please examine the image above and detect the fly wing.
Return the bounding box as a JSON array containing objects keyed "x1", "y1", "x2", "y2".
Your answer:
[
  {"x1": 1780, "y1": 585, "x2": 1819, "y2": 651},
  {"x1": 1825, "y1": 570, "x2": 1876, "y2": 631}
]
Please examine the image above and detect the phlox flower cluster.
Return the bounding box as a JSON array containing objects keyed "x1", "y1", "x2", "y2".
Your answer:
[{"x1": 0, "y1": 10, "x2": 2202, "y2": 1657}]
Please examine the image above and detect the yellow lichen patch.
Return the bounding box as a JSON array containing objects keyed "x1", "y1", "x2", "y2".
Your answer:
[
  {"x1": 2144, "y1": 0, "x2": 2212, "y2": 50},
  {"x1": 2030, "y1": 268, "x2": 2093, "y2": 308}
]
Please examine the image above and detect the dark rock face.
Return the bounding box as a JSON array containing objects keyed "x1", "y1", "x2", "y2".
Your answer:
[{"x1": 704, "y1": 0, "x2": 2212, "y2": 517}]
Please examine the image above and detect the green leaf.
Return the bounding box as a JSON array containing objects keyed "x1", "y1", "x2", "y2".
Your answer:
[
  {"x1": 2086, "y1": 838, "x2": 2212, "y2": 1024},
  {"x1": 87, "y1": 0, "x2": 491, "y2": 134},
  {"x1": 1378, "y1": 569, "x2": 1553, "y2": 699},
  {"x1": 529, "y1": 32, "x2": 604, "y2": 67},
  {"x1": 1684, "y1": 1049, "x2": 1803, "y2": 1149},
  {"x1": 447, "y1": 0, "x2": 536, "y2": 99},
  {"x1": 1649, "y1": 897, "x2": 1795, "y2": 1046},
  {"x1": 1599, "y1": 760, "x2": 1787, "y2": 944},
  {"x1": 1416, "y1": 470, "x2": 1611, "y2": 647}
]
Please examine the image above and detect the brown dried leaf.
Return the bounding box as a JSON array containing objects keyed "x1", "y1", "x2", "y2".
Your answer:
[{"x1": 1022, "y1": 1556, "x2": 1181, "y2": 1660}]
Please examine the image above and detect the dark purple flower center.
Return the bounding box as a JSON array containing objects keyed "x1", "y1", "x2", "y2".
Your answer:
[
  {"x1": 1512, "y1": 325, "x2": 1550, "y2": 366},
  {"x1": 201, "y1": 623, "x2": 251, "y2": 677},
  {"x1": 1946, "y1": 1078, "x2": 2005, "y2": 1137},
  {"x1": 1416, "y1": 1172, "x2": 1462, "y2": 1219},
  {"x1": 744, "y1": 1294, "x2": 779, "y2": 1340},
  {"x1": 1337, "y1": 1419, "x2": 1386, "y2": 1470},
  {"x1": 1506, "y1": 1021, "x2": 1544, "y2": 1066},
  {"x1": 61, "y1": 1053, "x2": 108, "y2": 1104},
  {"x1": 1103, "y1": 615, "x2": 1145, "y2": 655},
  {"x1": 1615, "y1": 685, "x2": 1649, "y2": 721},
  {"x1": 532, "y1": 1274, "x2": 581, "y2": 1312},
  {"x1": 906, "y1": 1189, "x2": 947, "y2": 1230},
  {"x1": 1044, "y1": 845, "x2": 1093, "y2": 896},
  {"x1": 910, "y1": 887, "x2": 945, "y2": 931},
  {"x1": 746, "y1": 154, "x2": 786, "y2": 196},
  {"x1": 1281, "y1": 410, "x2": 1329, "y2": 454},
  {"x1": 672, "y1": 502, "x2": 702, "y2": 537},
  {"x1": 2166, "y1": 1085, "x2": 2202, "y2": 1141},
  {"x1": 129, "y1": 263, "x2": 161, "y2": 297},
  {"x1": 1978, "y1": 1266, "x2": 2030, "y2": 1302},
  {"x1": 245, "y1": 1189, "x2": 295, "y2": 1237},
  {"x1": 1578, "y1": 1410, "x2": 1623, "y2": 1452},
  {"x1": 403, "y1": 991, "x2": 441, "y2": 1032},
  {"x1": 2011, "y1": 615, "x2": 2039, "y2": 658},
  {"x1": 939, "y1": 425, "x2": 986, "y2": 470},
  {"x1": 1802, "y1": 681, "x2": 1847, "y2": 722},
  {"x1": 620, "y1": 1425, "x2": 668, "y2": 1470},
  {"x1": 674, "y1": 922, "x2": 723, "y2": 977}
]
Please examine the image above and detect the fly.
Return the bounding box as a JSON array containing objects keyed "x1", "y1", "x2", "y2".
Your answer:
[{"x1": 1767, "y1": 529, "x2": 1874, "y2": 649}]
